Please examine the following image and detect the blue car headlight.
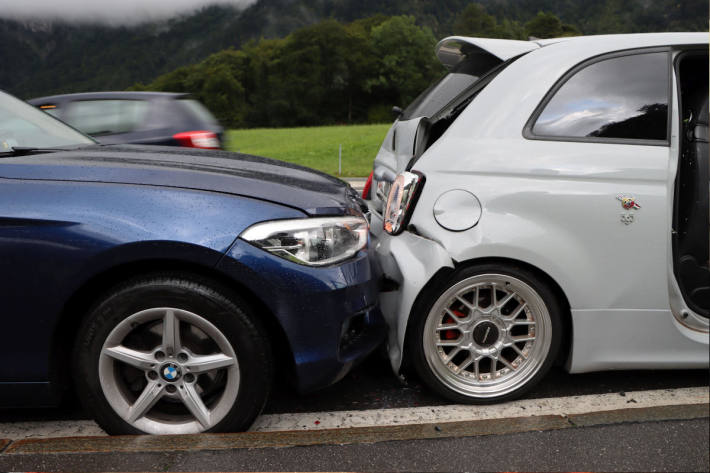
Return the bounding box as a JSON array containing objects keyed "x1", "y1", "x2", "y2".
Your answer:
[{"x1": 240, "y1": 216, "x2": 369, "y2": 266}]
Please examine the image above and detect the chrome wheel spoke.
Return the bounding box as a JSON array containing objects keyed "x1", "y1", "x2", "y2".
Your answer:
[
  {"x1": 458, "y1": 354, "x2": 475, "y2": 371},
  {"x1": 436, "y1": 323, "x2": 458, "y2": 331},
  {"x1": 185, "y1": 353, "x2": 235, "y2": 374},
  {"x1": 126, "y1": 380, "x2": 164, "y2": 423},
  {"x1": 498, "y1": 292, "x2": 516, "y2": 309},
  {"x1": 162, "y1": 309, "x2": 181, "y2": 356},
  {"x1": 455, "y1": 295, "x2": 475, "y2": 312},
  {"x1": 445, "y1": 346, "x2": 462, "y2": 362},
  {"x1": 503, "y1": 302, "x2": 527, "y2": 321},
  {"x1": 102, "y1": 345, "x2": 155, "y2": 370},
  {"x1": 444, "y1": 308, "x2": 468, "y2": 324},
  {"x1": 497, "y1": 356, "x2": 516, "y2": 371},
  {"x1": 510, "y1": 335, "x2": 536, "y2": 343},
  {"x1": 179, "y1": 383, "x2": 211, "y2": 429},
  {"x1": 509, "y1": 343, "x2": 527, "y2": 359},
  {"x1": 436, "y1": 326, "x2": 460, "y2": 336},
  {"x1": 436, "y1": 340, "x2": 461, "y2": 347}
]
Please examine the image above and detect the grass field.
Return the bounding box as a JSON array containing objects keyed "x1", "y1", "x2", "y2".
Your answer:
[{"x1": 226, "y1": 123, "x2": 390, "y2": 177}]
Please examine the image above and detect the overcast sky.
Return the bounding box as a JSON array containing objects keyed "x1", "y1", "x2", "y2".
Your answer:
[{"x1": 0, "y1": 0, "x2": 257, "y2": 25}]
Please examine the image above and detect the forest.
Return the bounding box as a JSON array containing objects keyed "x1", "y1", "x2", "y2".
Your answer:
[
  {"x1": 132, "y1": 0, "x2": 707, "y2": 127},
  {"x1": 1, "y1": 0, "x2": 706, "y2": 127}
]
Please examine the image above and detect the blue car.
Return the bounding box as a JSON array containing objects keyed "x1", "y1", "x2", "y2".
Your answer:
[{"x1": 0, "y1": 90, "x2": 384, "y2": 435}]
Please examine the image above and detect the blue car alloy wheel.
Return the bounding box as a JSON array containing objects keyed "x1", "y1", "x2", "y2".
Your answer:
[{"x1": 74, "y1": 272, "x2": 273, "y2": 435}]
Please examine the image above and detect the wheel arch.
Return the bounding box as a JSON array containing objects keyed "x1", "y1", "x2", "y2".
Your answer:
[
  {"x1": 50, "y1": 258, "x2": 296, "y2": 402},
  {"x1": 401, "y1": 256, "x2": 573, "y2": 376}
]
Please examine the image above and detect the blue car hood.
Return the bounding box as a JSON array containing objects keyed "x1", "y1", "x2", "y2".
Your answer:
[{"x1": 0, "y1": 145, "x2": 364, "y2": 216}]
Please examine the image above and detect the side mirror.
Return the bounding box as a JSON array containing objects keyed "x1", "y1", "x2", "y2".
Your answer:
[{"x1": 392, "y1": 106, "x2": 403, "y2": 118}]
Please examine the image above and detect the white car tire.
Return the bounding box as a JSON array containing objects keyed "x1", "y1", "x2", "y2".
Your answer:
[{"x1": 408, "y1": 263, "x2": 563, "y2": 403}]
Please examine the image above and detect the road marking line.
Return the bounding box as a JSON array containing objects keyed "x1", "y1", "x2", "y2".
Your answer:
[
  {"x1": 0, "y1": 386, "x2": 706, "y2": 440},
  {"x1": 249, "y1": 386, "x2": 709, "y2": 431},
  {"x1": 0, "y1": 419, "x2": 104, "y2": 440}
]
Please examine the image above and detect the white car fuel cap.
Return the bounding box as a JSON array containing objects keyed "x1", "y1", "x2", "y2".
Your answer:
[{"x1": 433, "y1": 189, "x2": 482, "y2": 231}]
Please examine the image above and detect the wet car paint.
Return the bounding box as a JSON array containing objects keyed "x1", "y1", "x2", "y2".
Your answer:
[{"x1": 0, "y1": 144, "x2": 383, "y2": 406}]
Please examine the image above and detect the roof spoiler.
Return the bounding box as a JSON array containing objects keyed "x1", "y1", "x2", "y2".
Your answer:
[{"x1": 435, "y1": 36, "x2": 539, "y2": 70}]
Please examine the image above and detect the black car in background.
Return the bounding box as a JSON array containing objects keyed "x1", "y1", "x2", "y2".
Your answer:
[{"x1": 28, "y1": 91, "x2": 224, "y2": 149}]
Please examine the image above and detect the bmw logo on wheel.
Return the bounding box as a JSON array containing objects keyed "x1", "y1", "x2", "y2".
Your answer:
[{"x1": 161, "y1": 363, "x2": 181, "y2": 382}]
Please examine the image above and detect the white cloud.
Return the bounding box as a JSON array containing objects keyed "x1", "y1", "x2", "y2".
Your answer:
[{"x1": 0, "y1": 0, "x2": 257, "y2": 25}]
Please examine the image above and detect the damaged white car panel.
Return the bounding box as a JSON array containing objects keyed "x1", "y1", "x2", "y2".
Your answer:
[{"x1": 368, "y1": 32, "x2": 709, "y2": 403}]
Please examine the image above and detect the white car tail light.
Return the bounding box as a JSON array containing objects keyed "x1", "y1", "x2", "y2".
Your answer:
[{"x1": 383, "y1": 171, "x2": 425, "y2": 235}]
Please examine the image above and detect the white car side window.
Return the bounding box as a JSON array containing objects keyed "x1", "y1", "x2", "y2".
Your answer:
[{"x1": 533, "y1": 52, "x2": 669, "y2": 142}]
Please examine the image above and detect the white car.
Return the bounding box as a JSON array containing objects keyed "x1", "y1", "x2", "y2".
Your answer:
[{"x1": 366, "y1": 33, "x2": 709, "y2": 403}]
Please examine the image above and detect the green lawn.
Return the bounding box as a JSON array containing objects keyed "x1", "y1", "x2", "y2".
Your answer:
[{"x1": 225, "y1": 124, "x2": 389, "y2": 177}]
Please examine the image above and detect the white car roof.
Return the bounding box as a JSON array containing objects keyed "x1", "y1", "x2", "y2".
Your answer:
[
  {"x1": 436, "y1": 33, "x2": 708, "y2": 69},
  {"x1": 435, "y1": 32, "x2": 708, "y2": 143},
  {"x1": 536, "y1": 32, "x2": 708, "y2": 49}
]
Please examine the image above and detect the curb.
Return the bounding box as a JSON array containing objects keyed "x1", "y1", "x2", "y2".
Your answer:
[{"x1": 2, "y1": 403, "x2": 707, "y2": 456}]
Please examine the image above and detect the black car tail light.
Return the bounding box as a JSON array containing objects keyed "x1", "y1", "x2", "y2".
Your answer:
[
  {"x1": 173, "y1": 130, "x2": 221, "y2": 149},
  {"x1": 362, "y1": 171, "x2": 373, "y2": 199}
]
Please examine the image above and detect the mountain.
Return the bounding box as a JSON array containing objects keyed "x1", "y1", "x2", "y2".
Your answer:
[{"x1": 0, "y1": 0, "x2": 706, "y2": 100}]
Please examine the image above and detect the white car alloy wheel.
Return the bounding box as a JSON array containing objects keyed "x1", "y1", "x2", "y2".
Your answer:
[
  {"x1": 99, "y1": 307, "x2": 240, "y2": 435},
  {"x1": 419, "y1": 271, "x2": 557, "y2": 401}
]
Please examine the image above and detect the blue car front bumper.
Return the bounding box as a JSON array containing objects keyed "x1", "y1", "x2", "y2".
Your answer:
[{"x1": 217, "y1": 239, "x2": 386, "y2": 392}]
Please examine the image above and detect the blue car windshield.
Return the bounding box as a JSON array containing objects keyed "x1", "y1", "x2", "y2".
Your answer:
[{"x1": 0, "y1": 91, "x2": 95, "y2": 152}]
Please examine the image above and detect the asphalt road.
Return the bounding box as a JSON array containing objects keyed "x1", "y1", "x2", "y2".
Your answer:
[
  {"x1": 1, "y1": 418, "x2": 707, "y2": 472},
  {"x1": 0, "y1": 353, "x2": 707, "y2": 472},
  {"x1": 1, "y1": 353, "x2": 707, "y2": 422}
]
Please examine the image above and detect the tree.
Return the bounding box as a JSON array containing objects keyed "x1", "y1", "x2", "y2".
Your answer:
[
  {"x1": 452, "y1": 4, "x2": 497, "y2": 37},
  {"x1": 265, "y1": 19, "x2": 374, "y2": 125},
  {"x1": 525, "y1": 11, "x2": 580, "y2": 38},
  {"x1": 451, "y1": 3, "x2": 529, "y2": 39},
  {"x1": 367, "y1": 16, "x2": 442, "y2": 110}
]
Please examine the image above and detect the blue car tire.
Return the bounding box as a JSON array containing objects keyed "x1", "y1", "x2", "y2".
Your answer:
[{"x1": 73, "y1": 272, "x2": 273, "y2": 435}]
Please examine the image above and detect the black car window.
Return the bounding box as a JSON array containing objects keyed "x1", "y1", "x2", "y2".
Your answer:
[
  {"x1": 532, "y1": 52, "x2": 669, "y2": 141},
  {"x1": 401, "y1": 52, "x2": 501, "y2": 121},
  {"x1": 176, "y1": 99, "x2": 219, "y2": 125},
  {"x1": 64, "y1": 99, "x2": 151, "y2": 136}
]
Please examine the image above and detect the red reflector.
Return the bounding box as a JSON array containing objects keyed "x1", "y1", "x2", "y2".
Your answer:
[
  {"x1": 362, "y1": 171, "x2": 373, "y2": 199},
  {"x1": 173, "y1": 131, "x2": 221, "y2": 149}
]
